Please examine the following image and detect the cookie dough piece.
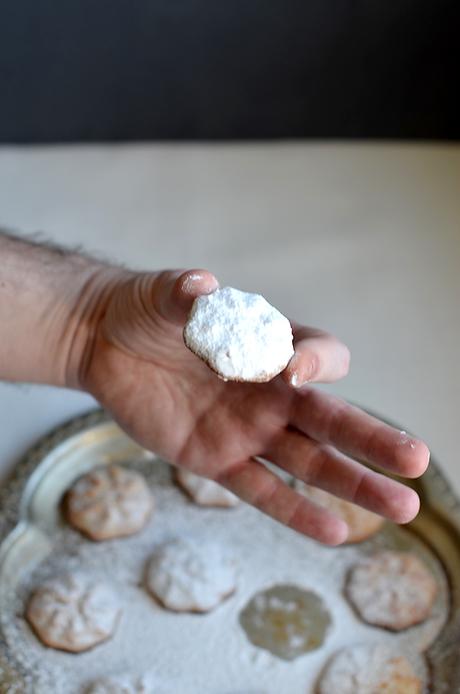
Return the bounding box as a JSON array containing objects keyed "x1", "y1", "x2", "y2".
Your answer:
[
  {"x1": 65, "y1": 465, "x2": 154, "y2": 541},
  {"x1": 318, "y1": 644, "x2": 422, "y2": 694},
  {"x1": 183, "y1": 286, "x2": 294, "y2": 382},
  {"x1": 86, "y1": 672, "x2": 156, "y2": 694},
  {"x1": 346, "y1": 551, "x2": 438, "y2": 631},
  {"x1": 146, "y1": 537, "x2": 237, "y2": 613},
  {"x1": 26, "y1": 572, "x2": 122, "y2": 652},
  {"x1": 175, "y1": 468, "x2": 239, "y2": 508},
  {"x1": 294, "y1": 481, "x2": 384, "y2": 543}
]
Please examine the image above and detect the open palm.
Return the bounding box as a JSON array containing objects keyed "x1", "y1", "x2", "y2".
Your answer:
[{"x1": 81, "y1": 269, "x2": 429, "y2": 545}]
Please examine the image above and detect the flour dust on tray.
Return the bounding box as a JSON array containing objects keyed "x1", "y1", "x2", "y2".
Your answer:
[
  {"x1": 26, "y1": 572, "x2": 122, "y2": 653},
  {"x1": 145, "y1": 537, "x2": 237, "y2": 612},
  {"x1": 183, "y1": 286, "x2": 294, "y2": 382}
]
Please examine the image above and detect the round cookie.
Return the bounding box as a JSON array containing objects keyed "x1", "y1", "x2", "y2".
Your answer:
[
  {"x1": 346, "y1": 551, "x2": 438, "y2": 631},
  {"x1": 294, "y1": 481, "x2": 384, "y2": 543},
  {"x1": 175, "y1": 468, "x2": 239, "y2": 508},
  {"x1": 86, "y1": 672, "x2": 156, "y2": 694},
  {"x1": 146, "y1": 537, "x2": 237, "y2": 613},
  {"x1": 26, "y1": 572, "x2": 122, "y2": 652},
  {"x1": 65, "y1": 465, "x2": 154, "y2": 541},
  {"x1": 318, "y1": 644, "x2": 422, "y2": 694},
  {"x1": 183, "y1": 286, "x2": 294, "y2": 382}
]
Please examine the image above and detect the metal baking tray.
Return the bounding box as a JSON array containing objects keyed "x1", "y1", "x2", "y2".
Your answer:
[{"x1": 0, "y1": 410, "x2": 459, "y2": 693}]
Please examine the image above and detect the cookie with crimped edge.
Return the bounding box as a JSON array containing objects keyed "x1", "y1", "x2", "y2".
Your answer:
[
  {"x1": 175, "y1": 468, "x2": 239, "y2": 508},
  {"x1": 26, "y1": 571, "x2": 122, "y2": 653},
  {"x1": 317, "y1": 643, "x2": 422, "y2": 694},
  {"x1": 64, "y1": 464, "x2": 154, "y2": 541},
  {"x1": 294, "y1": 480, "x2": 384, "y2": 543},
  {"x1": 183, "y1": 286, "x2": 294, "y2": 382},
  {"x1": 145, "y1": 537, "x2": 237, "y2": 613},
  {"x1": 86, "y1": 671, "x2": 156, "y2": 694},
  {"x1": 346, "y1": 550, "x2": 438, "y2": 631}
]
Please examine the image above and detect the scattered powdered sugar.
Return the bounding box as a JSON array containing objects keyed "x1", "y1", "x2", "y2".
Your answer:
[
  {"x1": 183, "y1": 287, "x2": 294, "y2": 382},
  {"x1": 0, "y1": 459, "x2": 449, "y2": 694},
  {"x1": 317, "y1": 643, "x2": 421, "y2": 694},
  {"x1": 146, "y1": 537, "x2": 237, "y2": 612}
]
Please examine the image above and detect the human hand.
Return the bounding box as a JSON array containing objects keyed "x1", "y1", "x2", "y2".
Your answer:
[{"x1": 76, "y1": 269, "x2": 429, "y2": 545}]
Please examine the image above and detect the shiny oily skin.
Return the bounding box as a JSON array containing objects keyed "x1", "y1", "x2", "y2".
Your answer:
[{"x1": 239, "y1": 585, "x2": 331, "y2": 661}]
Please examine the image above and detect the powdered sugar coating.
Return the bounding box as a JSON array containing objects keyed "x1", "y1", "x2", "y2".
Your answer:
[
  {"x1": 146, "y1": 537, "x2": 237, "y2": 612},
  {"x1": 183, "y1": 287, "x2": 294, "y2": 382},
  {"x1": 86, "y1": 672, "x2": 156, "y2": 694},
  {"x1": 26, "y1": 572, "x2": 122, "y2": 652},
  {"x1": 318, "y1": 644, "x2": 422, "y2": 693},
  {"x1": 346, "y1": 551, "x2": 438, "y2": 631},
  {"x1": 65, "y1": 465, "x2": 154, "y2": 541},
  {"x1": 175, "y1": 468, "x2": 239, "y2": 508},
  {"x1": 294, "y1": 481, "x2": 384, "y2": 544}
]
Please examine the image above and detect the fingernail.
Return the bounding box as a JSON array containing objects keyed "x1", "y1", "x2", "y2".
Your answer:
[
  {"x1": 290, "y1": 372, "x2": 299, "y2": 387},
  {"x1": 182, "y1": 273, "x2": 204, "y2": 293},
  {"x1": 290, "y1": 371, "x2": 310, "y2": 388}
]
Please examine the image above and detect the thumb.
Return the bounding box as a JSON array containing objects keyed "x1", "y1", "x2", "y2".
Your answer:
[
  {"x1": 102, "y1": 269, "x2": 219, "y2": 358},
  {"x1": 153, "y1": 269, "x2": 220, "y2": 325}
]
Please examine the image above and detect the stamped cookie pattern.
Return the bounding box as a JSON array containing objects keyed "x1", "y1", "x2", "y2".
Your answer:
[
  {"x1": 65, "y1": 465, "x2": 154, "y2": 541},
  {"x1": 26, "y1": 572, "x2": 122, "y2": 652}
]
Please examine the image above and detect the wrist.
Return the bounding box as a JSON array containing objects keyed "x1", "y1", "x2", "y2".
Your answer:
[{"x1": 59, "y1": 262, "x2": 132, "y2": 390}]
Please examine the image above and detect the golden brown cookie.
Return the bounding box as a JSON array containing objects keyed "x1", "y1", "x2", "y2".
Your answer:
[
  {"x1": 65, "y1": 465, "x2": 154, "y2": 541},
  {"x1": 318, "y1": 644, "x2": 422, "y2": 693},
  {"x1": 294, "y1": 481, "x2": 384, "y2": 543}
]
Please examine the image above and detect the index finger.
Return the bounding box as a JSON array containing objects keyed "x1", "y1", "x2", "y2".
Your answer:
[{"x1": 291, "y1": 388, "x2": 430, "y2": 479}]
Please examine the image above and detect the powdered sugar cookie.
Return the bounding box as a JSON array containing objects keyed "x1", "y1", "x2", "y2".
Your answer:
[
  {"x1": 146, "y1": 537, "x2": 237, "y2": 612},
  {"x1": 175, "y1": 468, "x2": 239, "y2": 508},
  {"x1": 86, "y1": 672, "x2": 156, "y2": 694},
  {"x1": 294, "y1": 481, "x2": 384, "y2": 543},
  {"x1": 65, "y1": 465, "x2": 154, "y2": 541},
  {"x1": 346, "y1": 551, "x2": 438, "y2": 631},
  {"x1": 183, "y1": 286, "x2": 294, "y2": 382},
  {"x1": 318, "y1": 644, "x2": 422, "y2": 693},
  {"x1": 26, "y1": 572, "x2": 122, "y2": 652}
]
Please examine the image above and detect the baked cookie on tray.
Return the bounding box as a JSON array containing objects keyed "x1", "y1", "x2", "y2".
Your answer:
[
  {"x1": 346, "y1": 550, "x2": 438, "y2": 630},
  {"x1": 146, "y1": 537, "x2": 237, "y2": 613},
  {"x1": 26, "y1": 571, "x2": 122, "y2": 652},
  {"x1": 294, "y1": 480, "x2": 384, "y2": 544},
  {"x1": 64, "y1": 465, "x2": 154, "y2": 541},
  {"x1": 175, "y1": 468, "x2": 239, "y2": 508},
  {"x1": 318, "y1": 643, "x2": 422, "y2": 694}
]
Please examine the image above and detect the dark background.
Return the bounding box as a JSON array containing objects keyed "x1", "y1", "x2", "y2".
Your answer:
[{"x1": 0, "y1": 0, "x2": 458, "y2": 143}]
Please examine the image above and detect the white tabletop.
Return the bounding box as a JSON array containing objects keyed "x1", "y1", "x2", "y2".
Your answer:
[{"x1": 0, "y1": 143, "x2": 459, "y2": 494}]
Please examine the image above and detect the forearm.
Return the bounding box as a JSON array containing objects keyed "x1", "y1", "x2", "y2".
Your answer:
[{"x1": 0, "y1": 231, "x2": 119, "y2": 388}]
